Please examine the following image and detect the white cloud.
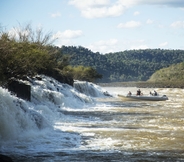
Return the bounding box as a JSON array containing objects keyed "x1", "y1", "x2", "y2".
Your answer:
[
  {"x1": 159, "y1": 41, "x2": 168, "y2": 47},
  {"x1": 130, "y1": 44, "x2": 149, "y2": 50},
  {"x1": 146, "y1": 19, "x2": 154, "y2": 24},
  {"x1": 117, "y1": 21, "x2": 141, "y2": 28},
  {"x1": 96, "y1": 39, "x2": 118, "y2": 46},
  {"x1": 55, "y1": 39, "x2": 74, "y2": 47},
  {"x1": 81, "y1": 5, "x2": 124, "y2": 18},
  {"x1": 53, "y1": 29, "x2": 83, "y2": 47},
  {"x1": 50, "y1": 12, "x2": 61, "y2": 18},
  {"x1": 134, "y1": 11, "x2": 140, "y2": 16},
  {"x1": 127, "y1": 39, "x2": 149, "y2": 50},
  {"x1": 129, "y1": 0, "x2": 184, "y2": 7},
  {"x1": 8, "y1": 28, "x2": 21, "y2": 38},
  {"x1": 53, "y1": 30, "x2": 83, "y2": 39},
  {"x1": 87, "y1": 38, "x2": 151, "y2": 53},
  {"x1": 69, "y1": 0, "x2": 110, "y2": 8},
  {"x1": 87, "y1": 38, "x2": 118, "y2": 53},
  {"x1": 171, "y1": 21, "x2": 184, "y2": 28},
  {"x1": 69, "y1": 0, "x2": 126, "y2": 18},
  {"x1": 8, "y1": 27, "x2": 30, "y2": 39},
  {"x1": 69, "y1": 0, "x2": 184, "y2": 19},
  {"x1": 117, "y1": 0, "x2": 138, "y2": 7}
]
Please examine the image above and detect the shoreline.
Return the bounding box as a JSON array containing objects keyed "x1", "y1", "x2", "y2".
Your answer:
[{"x1": 97, "y1": 81, "x2": 184, "y2": 88}]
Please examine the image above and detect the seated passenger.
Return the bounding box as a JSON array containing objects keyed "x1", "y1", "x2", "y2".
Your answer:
[
  {"x1": 154, "y1": 90, "x2": 157, "y2": 96},
  {"x1": 137, "y1": 89, "x2": 141, "y2": 95},
  {"x1": 128, "y1": 91, "x2": 132, "y2": 96}
]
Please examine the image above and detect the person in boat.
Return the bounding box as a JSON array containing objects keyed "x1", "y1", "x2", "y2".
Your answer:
[
  {"x1": 136, "y1": 89, "x2": 141, "y2": 96},
  {"x1": 150, "y1": 91, "x2": 153, "y2": 95},
  {"x1": 154, "y1": 90, "x2": 157, "y2": 96},
  {"x1": 128, "y1": 91, "x2": 132, "y2": 96}
]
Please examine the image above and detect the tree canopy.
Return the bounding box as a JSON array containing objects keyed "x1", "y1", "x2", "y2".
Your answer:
[
  {"x1": 60, "y1": 46, "x2": 184, "y2": 82},
  {"x1": 0, "y1": 24, "x2": 58, "y2": 83},
  {"x1": 0, "y1": 24, "x2": 102, "y2": 85},
  {"x1": 149, "y1": 62, "x2": 184, "y2": 82}
]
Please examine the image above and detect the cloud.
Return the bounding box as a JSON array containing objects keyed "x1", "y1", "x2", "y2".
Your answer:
[
  {"x1": 69, "y1": 0, "x2": 127, "y2": 18},
  {"x1": 80, "y1": 5, "x2": 125, "y2": 18},
  {"x1": 8, "y1": 27, "x2": 29, "y2": 39},
  {"x1": 55, "y1": 39, "x2": 74, "y2": 47},
  {"x1": 53, "y1": 29, "x2": 83, "y2": 47},
  {"x1": 87, "y1": 38, "x2": 118, "y2": 53},
  {"x1": 69, "y1": 0, "x2": 184, "y2": 19},
  {"x1": 159, "y1": 41, "x2": 168, "y2": 47},
  {"x1": 171, "y1": 21, "x2": 184, "y2": 28},
  {"x1": 146, "y1": 19, "x2": 154, "y2": 24},
  {"x1": 87, "y1": 38, "x2": 151, "y2": 53},
  {"x1": 95, "y1": 38, "x2": 118, "y2": 46},
  {"x1": 117, "y1": 21, "x2": 141, "y2": 28},
  {"x1": 53, "y1": 30, "x2": 83, "y2": 39},
  {"x1": 127, "y1": 39, "x2": 149, "y2": 50},
  {"x1": 130, "y1": 44, "x2": 149, "y2": 50},
  {"x1": 69, "y1": 0, "x2": 110, "y2": 8},
  {"x1": 50, "y1": 12, "x2": 61, "y2": 18},
  {"x1": 134, "y1": 11, "x2": 140, "y2": 16},
  {"x1": 131, "y1": 0, "x2": 184, "y2": 7}
]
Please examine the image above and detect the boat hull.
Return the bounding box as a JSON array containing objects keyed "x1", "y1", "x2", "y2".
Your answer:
[{"x1": 118, "y1": 94, "x2": 168, "y2": 101}]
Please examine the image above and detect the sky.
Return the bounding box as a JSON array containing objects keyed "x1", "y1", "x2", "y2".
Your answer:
[{"x1": 1, "y1": 0, "x2": 184, "y2": 54}]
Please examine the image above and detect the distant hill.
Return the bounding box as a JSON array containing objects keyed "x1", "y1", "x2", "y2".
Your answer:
[
  {"x1": 148, "y1": 62, "x2": 184, "y2": 82},
  {"x1": 60, "y1": 46, "x2": 184, "y2": 83}
]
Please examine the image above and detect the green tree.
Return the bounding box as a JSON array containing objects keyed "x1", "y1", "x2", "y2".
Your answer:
[
  {"x1": 63, "y1": 65, "x2": 102, "y2": 82},
  {"x1": 0, "y1": 24, "x2": 59, "y2": 84}
]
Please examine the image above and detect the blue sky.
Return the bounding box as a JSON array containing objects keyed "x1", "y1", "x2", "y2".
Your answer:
[{"x1": 1, "y1": 0, "x2": 184, "y2": 53}]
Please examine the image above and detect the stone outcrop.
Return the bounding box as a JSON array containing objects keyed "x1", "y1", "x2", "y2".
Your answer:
[
  {"x1": 42, "y1": 69, "x2": 74, "y2": 86},
  {"x1": 7, "y1": 78, "x2": 31, "y2": 101},
  {"x1": 0, "y1": 154, "x2": 13, "y2": 162},
  {"x1": 5, "y1": 69, "x2": 73, "y2": 101}
]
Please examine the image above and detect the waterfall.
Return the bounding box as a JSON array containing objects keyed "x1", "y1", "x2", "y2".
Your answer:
[
  {"x1": 0, "y1": 87, "x2": 49, "y2": 140},
  {"x1": 0, "y1": 75, "x2": 112, "y2": 142},
  {"x1": 74, "y1": 80, "x2": 111, "y2": 97},
  {"x1": 0, "y1": 75, "x2": 94, "y2": 141}
]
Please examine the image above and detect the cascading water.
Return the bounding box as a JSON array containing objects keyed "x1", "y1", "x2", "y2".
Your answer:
[
  {"x1": 1, "y1": 76, "x2": 184, "y2": 161},
  {"x1": 0, "y1": 75, "x2": 111, "y2": 161},
  {"x1": 0, "y1": 75, "x2": 106, "y2": 142},
  {"x1": 74, "y1": 80, "x2": 110, "y2": 97},
  {"x1": 0, "y1": 87, "x2": 49, "y2": 140}
]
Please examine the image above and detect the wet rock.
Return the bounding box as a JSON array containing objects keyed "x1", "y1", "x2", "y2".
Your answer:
[
  {"x1": 0, "y1": 154, "x2": 13, "y2": 162},
  {"x1": 103, "y1": 91, "x2": 112, "y2": 97},
  {"x1": 7, "y1": 78, "x2": 31, "y2": 101},
  {"x1": 42, "y1": 69, "x2": 74, "y2": 86}
]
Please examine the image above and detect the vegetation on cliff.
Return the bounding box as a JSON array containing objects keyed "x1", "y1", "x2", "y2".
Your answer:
[
  {"x1": 0, "y1": 24, "x2": 57, "y2": 83},
  {"x1": 0, "y1": 24, "x2": 101, "y2": 85},
  {"x1": 149, "y1": 62, "x2": 184, "y2": 82},
  {"x1": 62, "y1": 65, "x2": 102, "y2": 82}
]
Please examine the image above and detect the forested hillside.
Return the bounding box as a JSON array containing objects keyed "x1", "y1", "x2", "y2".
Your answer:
[
  {"x1": 60, "y1": 46, "x2": 184, "y2": 82},
  {"x1": 149, "y1": 62, "x2": 184, "y2": 82}
]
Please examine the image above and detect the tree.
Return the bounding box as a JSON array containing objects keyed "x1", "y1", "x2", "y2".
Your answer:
[
  {"x1": 0, "y1": 24, "x2": 58, "y2": 84},
  {"x1": 63, "y1": 65, "x2": 102, "y2": 82}
]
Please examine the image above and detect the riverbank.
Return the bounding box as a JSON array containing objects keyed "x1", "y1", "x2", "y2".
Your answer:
[{"x1": 98, "y1": 81, "x2": 184, "y2": 88}]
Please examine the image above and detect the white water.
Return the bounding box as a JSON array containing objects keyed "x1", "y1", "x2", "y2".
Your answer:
[
  {"x1": 0, "y1": 76, "x2": 184, "y2": 161},
  {"x1": 0, "y1": 75, "x2": 108, "y2": 158},
  {"x1": 74, "y1": 80, "x2": 109, "y2": 97}
]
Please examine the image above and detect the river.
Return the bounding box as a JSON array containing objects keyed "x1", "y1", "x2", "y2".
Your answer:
[{"x1": 0, "y1": 77, "x2": 184, "y2": 161}]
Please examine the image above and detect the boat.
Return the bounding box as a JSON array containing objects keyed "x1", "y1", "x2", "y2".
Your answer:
[{"x1": 118, "y1": 94, "x2": 168, "y2": 101}]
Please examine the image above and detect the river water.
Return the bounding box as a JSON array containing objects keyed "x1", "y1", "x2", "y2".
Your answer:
[{"x1": 1, "y1": 78, "x2": 184, "y2": 161}]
